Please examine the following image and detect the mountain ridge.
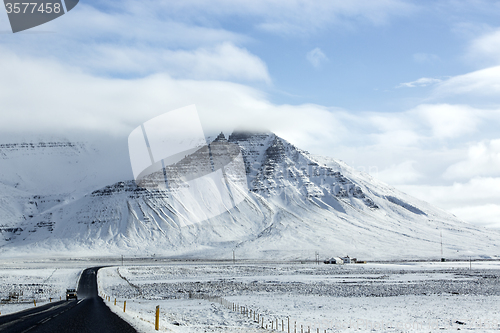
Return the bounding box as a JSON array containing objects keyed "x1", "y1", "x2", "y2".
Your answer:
[{"x1": 1, "y1": 132, "x2": 499, "y2": 260}]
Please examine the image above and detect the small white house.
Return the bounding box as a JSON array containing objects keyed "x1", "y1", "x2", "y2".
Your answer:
[
  {"x1": 340, "y1": 256, "x2": 351, "y2": 264},
  {"x1": 324, "y1": 257, "x2": 344, "y2": 265}
]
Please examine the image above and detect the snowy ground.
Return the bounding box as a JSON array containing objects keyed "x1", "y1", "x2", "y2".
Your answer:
[
  {"x1": 0, "y1": 262, "x2": 82, "y2": 316},
  {"x1": 98, "y1": 261, "x2": 500, "y2": 332}
]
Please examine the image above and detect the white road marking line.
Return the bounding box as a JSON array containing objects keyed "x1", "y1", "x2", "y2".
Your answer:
[
  {"x1": 0, "y1": 319, "x2": 22, "y2": 331},
  {"x1": 19, "y1": 302, "x2": 69, "y2": 319},
  {"x1": 19, "y1": 325, "x2": 38, "y2": 333},
  {"x1": 2, "y1": 302, "x2": 72, "y2": 333},
  {"x1": 2, "y1": 297, "x2": 84, "y2": 332}
]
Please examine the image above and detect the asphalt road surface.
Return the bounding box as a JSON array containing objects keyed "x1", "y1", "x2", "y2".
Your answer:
[{"x1": 0, "y1": 267, "x2": 137, "y2": 333}]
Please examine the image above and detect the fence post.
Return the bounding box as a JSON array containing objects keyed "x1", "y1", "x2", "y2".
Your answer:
[
  {"x1": 33, "y1": 300, "x2": 36, "y2": 307},
  {"x1": 155, "y1": 305, "x2": 160, "y2": 330},
  {"x1": 114, "y1": 298, "x2": 116, "y2": 306},
  {"x1": 123, "y1": 301, "x2": 126, "y2": 312}
]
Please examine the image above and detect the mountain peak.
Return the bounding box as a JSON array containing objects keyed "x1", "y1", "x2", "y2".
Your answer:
[
  {"x1": 213, "y1": 132, "x2": 227, "y2": 142},
  {"x1": 228, "y1": 129, "x2": 273, "y2": 142}
]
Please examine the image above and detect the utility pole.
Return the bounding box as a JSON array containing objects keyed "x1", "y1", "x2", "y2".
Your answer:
[
  {"x1": 440, "y1": 232, "x2": 443, "y2": 257},
  {"x1": 440, "y1": 231, "x2": 445, "y2": 262},
  {"x1": 121, "y1": 255, "x2": 124, "y2": 266}
]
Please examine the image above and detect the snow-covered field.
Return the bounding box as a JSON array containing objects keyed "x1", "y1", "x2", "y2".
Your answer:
[
  {"x1": 0, "y1": 261, "x2": 82, "y2": 316},
  {"x1": 98, "y1": 261, "x2": 500, "y2": 332}
]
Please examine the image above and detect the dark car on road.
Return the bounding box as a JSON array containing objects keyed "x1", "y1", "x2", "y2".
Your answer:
[{"x1": 66, "y1": 288, "x2": 77, "y2": 301}]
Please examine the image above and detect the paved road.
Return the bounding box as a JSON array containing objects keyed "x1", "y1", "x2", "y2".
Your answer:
[{"x1": 0, "y1": 267, "x2": 136, "y2": 333}]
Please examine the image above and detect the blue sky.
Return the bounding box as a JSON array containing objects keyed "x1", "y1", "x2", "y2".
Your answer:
[{"x1": 1, "y1": 0, "x2": 500, "y2": 228}]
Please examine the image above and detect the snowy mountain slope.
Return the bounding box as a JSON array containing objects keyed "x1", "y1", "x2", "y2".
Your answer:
[
  {"x1": 0, "y1": 139, "x2": 132, "y2": 234},
  {"x1": 0, "y1": 140, "x2": 131, "y2": 195},
  {"x1": 1, "y1": 132, "x2": 499, "y2": 260}
]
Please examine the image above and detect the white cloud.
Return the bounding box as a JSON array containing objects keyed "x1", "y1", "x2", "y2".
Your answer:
[
  {"x1": 56, "y1": 3, "x2": 248, "y2": 48},
  {"x1": 397, "y1": 77, "x2": 442, "y2": 88},
  {"x1": 399, "y1": 177, "x2": 500, "y2": 228},
  {"x1": 0, "y1": 3, "x2": 254, "y2": 79},
  {"x1": 467, "y1": 28, "x2": 500, "y2": 65},
  {"x1": 0, "y1": 50, "x2": 339, "y2": 149},
  {"x1": 372, "y1": 129, "x2": 421, "y2": 147},
  {"x1": 151, "y1": 0, "x2": 416, "y2": 35},
  {"x1": 400, "y1": 177, "x2": 500, "y2": 208},
  {"x1": 413, "y1": 104, "x2": 480, "y2": 139},
  {"x1": 162, "y1": 43, "x2": 271, "y2": 82},
  {"x1": 449, "y1": 204, "x2": 500, "y2": 229},
  {"x1": 306, "y1": 48, "x2": 328, "y2": 68},
  {"x1": 444, "y1": 139, "x2": 500, "y2": 179},
  {"x1": 434, "y1": 65, "x2": 500, "y2": 97},
  {"x1": 377, "y1": 161, "x2": 423, "y2": 184},
  {"x1": 89, "y1": 43, "x2": 271, "y2": 82},
  {"x1": 428, "y1": 28, "x2": 500, "y2": 100},
  {"x1": 429, "y1": 29, "x2": 500, "y2": 101},
  {"x1": 359, "y1": 103, "x2": 481, "y2": 146}
]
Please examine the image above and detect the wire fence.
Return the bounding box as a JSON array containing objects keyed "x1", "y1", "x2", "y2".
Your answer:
[
  {"x1": 189, "y1": 292, "x2": 327, "y2": 333},
  {"x1": 100, "y1": 289, "x2": 329, "y2": 332}
]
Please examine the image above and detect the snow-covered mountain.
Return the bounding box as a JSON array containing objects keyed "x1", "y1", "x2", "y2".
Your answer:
[{"x1": 1, "y1": 132, "x2": 499, "y2": 260}]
